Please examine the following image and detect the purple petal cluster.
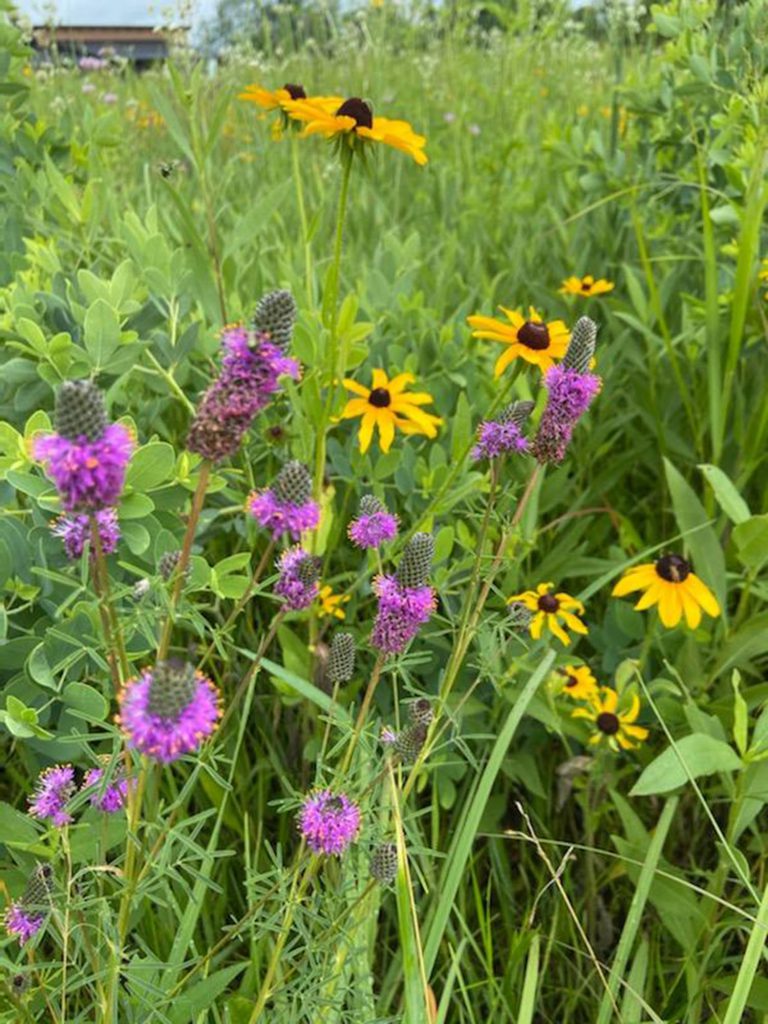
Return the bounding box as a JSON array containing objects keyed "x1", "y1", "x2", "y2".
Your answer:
[
  {"x1": 51, "y1": 507, "x2": 120, "y2": 560},
  {"x1": 82, "y1": 764, "x2": 129, "y2": 812},
  {"x1": 117, "y1": 669, "x2": 221, "y2": 763},
  {"x1": 471, "y1": 419, "x2": 528, "y2": 461},
  {"x1": 247, "y1": 488, "x2": 319, "y2": 540},
  {"x1": 348, "y1": 509, "x2": 399, "y2": 549},
  {"x1": 187, "y1": 328, "x2": 300, "y2": 463},
  {"x1": 531, "y1": 366, "x2": 601, "y2": 465},
  {"x1": 371, "y1": 575, "x2": 436, "y2": 655},
  {"x1": 28, "y1": 765, "x2": 75, "y2": 828},
  {"x1": 298, "y1": 789, "x2": 361, "y2": 856},
  {"x1": 34, "y1": 423, "x2": 134, "y2": 511},
  {"x1": 275, "y1": 546, "x2": 320, "y2": 611},
  {"x1": 5, "y1": 903, "x2": 44, "y2": 944}
]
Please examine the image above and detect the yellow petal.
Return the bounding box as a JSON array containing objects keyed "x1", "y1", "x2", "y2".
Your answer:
[
  {"x1": 560, "y1": 611, "x2": 588, "y2": 635},
  {"x1": 371, "y1": 369, "x2": 389, "y2": 390},
  {"x1": 387, "y1": 372, "x2": 415, "y2": 395},
  {"x1": 493, "y1": 345, "x2": 519, "y2": 377},
  {"x1": 657, "y1": 584, "x2": 682, "y2": 628},
  {"x1": 343, "y1": 378, "x2": 371, "y2": 398},
  {"x1": 600, "y1": 688, "x2": 619, "y2": 713},
  {"x1": 529, "y1": 611, "x2": 545, "y2": 640},
  {"x1": 679, "y1": 586, "x2": 702, "y2": 629},
  {"x1": 685, "y1": 574, "x2": 721, "y2": 617},
  {"x1": 340, "y1": 398, "x2": 370, "y2": 419},
  {"x1": 548, "y1": 616, "x2": 571, "y2": 646},
  {"x1": 378, "y1": 411, "x2": 395, "y2": 453},
  {"x1": 620, "y1": 693, "x2": 641, "y2": 724},
  {"x1": 634, "y1": 580, "x2": 662, "y2": 611},
  {"x1": 611, "y1": 565, "x2": 656, "y2": 596},
  {"x1": 358, "y1": 411, "x2": 377, "y2": 454}
]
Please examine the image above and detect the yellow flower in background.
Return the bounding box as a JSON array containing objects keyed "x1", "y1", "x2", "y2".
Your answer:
[
  {"x1": 318, "y1": 585, "x2": 350, "y2": 619},
  {"x1": 238, "y1": 82, "x2": 326, "y2": 112},
  {"x1": 467, "y1": 305, "x2": 570, "y2": 376},
  {"x1": 571, "y1": 688, "x2": 649, "y2": 751},
  {"x1": 611, "y1": 554, "x2": 720, "y2": 629},
  {"x1": 285, "y1": 95, "x2": 428, "y2": 165},
  {"x1": 559, "y1": 275, "x2": 614, "y2": 298},
  {"x1": 559, "y1": 665, "x2": 598, "y2": 700},
  {"x1": 507, "y1": 582, "x2": 588, "y2": 647},
  {"x1": 341, "y1": 370, "x2": 442, "y2": 454}
]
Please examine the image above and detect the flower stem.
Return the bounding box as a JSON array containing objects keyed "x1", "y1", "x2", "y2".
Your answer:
[
  {"x1": 340, "y1": 652, "x2": 386, "y2": 774},
  {"x1": 157, "y1": 460, "x2": 212, "y2": 660},
  {"x1": 291, "y1": 132, "x2": 313, "y2": 307},
  {"x1": 90, "y1": 517, "x2": 129, "y2": 687}
]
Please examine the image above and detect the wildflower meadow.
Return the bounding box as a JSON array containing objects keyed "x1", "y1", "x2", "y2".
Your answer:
[{"x1": 1, "y1": 0, "x2": 768, "y2": 1020}]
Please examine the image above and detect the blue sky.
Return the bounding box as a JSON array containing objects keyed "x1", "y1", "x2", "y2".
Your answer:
[{"x1": 15, "y1": 0, "x2": 219, "y2": 26}]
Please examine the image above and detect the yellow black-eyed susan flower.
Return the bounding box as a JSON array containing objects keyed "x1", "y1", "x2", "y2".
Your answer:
[
  {"x1": 571, "y1": 688, "x2": 649, "y2": 751},
  {"x1": 284, "y1": 95, "x2": 428, "y2": 165},
  {"x1": 340, "y1": 370, "x2": 442, "y2": 454},
  {"x1": 611, "y1": 554, "x2": 720, "y2": 629},
  {"x1": 467, "y1": 305, "x2": 570, "y2": 376},
  {"x1": 318, "y1": 585, "x2": 350, "y2": 620},
  {"x1": 507, "y1": 582, "x2": 588, "y2": 647},
  {"x1": 559, "y1": 665, "x2": 598, "y2": 700},
  {"x1": 559, "y1": 275, "x2": 614, "y2": 298},
  {"x1": 239, "y1": 83, "x2": 337, "y2": 112}
]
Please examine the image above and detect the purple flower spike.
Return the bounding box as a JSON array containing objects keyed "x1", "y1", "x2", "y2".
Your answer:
[
  {"x1": 34, "y1": 423, "x2": 134, "y2": 512},
  {"x1": 118, "y1": 661, "x2": 221, "y2": 764},
  {"x1": 51, "y1": 507, "x2": 120, "y2": 559},
  {"x1": 28, "y1": 765, "x2": 75, "y2": 828},
  {"x1": 82, "y1": 761, "x2": 129, "y2": 812},
  {"x1": 531, "y1": 366, "x2": 600, "y2": 465},
  {"x1": 274, "y1": 546, "x2": 321, "y2": 611},
  {"x1": 5, "y1": 903, "x2": 44, "y2": 944},
  {"x1": 348, "y1": 495, "x2": 399, "y2": 549},
  {"x1": 471, "y1": 400, "x2": 534, "y2": 462},
  {"x1": 299, "y1": 789, "x2": 361, "y2": 856},
  {"x1": 371, "y1": 575, "x2": 436, "y2": 655},
  {"x1": 247, "y1": 460, "x2": 319, "y2": 540}
]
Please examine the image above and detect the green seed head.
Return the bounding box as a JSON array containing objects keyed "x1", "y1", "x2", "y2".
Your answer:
[
  {"x1": 562, "y1": 317, "x2": 597, "y2": 375},
  {"x1": 396, "y1": 533, "x2": 434, "y2": 589},
  {"x1": 54, "y1": 380, "x2": 108, "y2": 442},
  {"x1": 273, "y1": 460, "x2": 312, "y2": 506},
  {"x1": 394, "y1": 722, "x2": 428, "y2": 763},
  {"x1": 252, "y1": 289, "x2": 298, "y2": 348},
  {"x1": 370, "y1": 842, "x2": 399, "y2": 884},
  {"x1": 147, "y1": 660, "x2": 198, "y2": 720},
  {"x1": 499, "y1": 399, "x2": 535, "y2": 429},
  {"x1": 328, "y1": 632, "x2": 356, "y2": 683}
]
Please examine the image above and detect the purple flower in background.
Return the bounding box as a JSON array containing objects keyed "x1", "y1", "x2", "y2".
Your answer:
[
  {"x1": 348, "y1": 495, "x2": 399, "y2": 549},
  {"x1": 118, "y1": 661, "x2": 221, "y2": 764},
  {"x1": 28, "y1": 765, "x2": 76, "y2": 828},
  {"x1": 299, "y1": 790, "x2": 361, "y2": 855},
  {"x1": 371, "y1": 575, "x2": 436, "y2": 655},
  {"x1": 274, "y1": 546, "x2": 321, "y2": 611},
  {"x1": 78, "y1": 56, "x2": 107, "y2": 71},
  {"x1": 82, "y1": 82, "x2": 96, "y2": 94},
  {"x1": 4, "y1": 903, "x2": 44, "y2": 944},
  {"x1": 187, "y1": 323, "x2": 300, "y2": 463},
  {"x1": 102, "y1": 92, "x2": 118, "y2": 105},
  {"x1": 82, "y1": 761, "x2": 129, "y2": 813},
  {"x1": 247, "y1": 460, "x2": 319, "y2": 540},
  {"x1": 51, "y1": 507, "x2": 120, "y2": 559}
]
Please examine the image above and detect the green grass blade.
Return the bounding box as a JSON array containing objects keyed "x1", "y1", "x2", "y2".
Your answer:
[
  {"x1": 721, "y1": 874, "x2": 768, "y2": 1024},
  {"x1": 517, "y1": 932, "x2": 541, "y2": 1024}
]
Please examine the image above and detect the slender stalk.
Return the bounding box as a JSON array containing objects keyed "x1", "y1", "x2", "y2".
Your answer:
[
  {"x1": 90, "y1": 518, "x2": 129, "y2": 684},
  {"x1": 290, "y1": 131, "x2": 313, "y2": 306},
  {"x1": 340, "y1": 653, "x2": 386, "y2": 774},
  {"x1": 157, "y1": 461, "x2": 212, "y2": 660}
]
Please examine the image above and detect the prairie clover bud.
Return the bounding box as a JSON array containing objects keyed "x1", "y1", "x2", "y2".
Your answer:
[
  {"x1": 28, "y1": 765, "x2": 75, "y2": 827},
  {"x1": 348, "y1": 495, "x2": 399, "y2": 549},
  {"x1": 4, "y1": 864, "x2": 52, "y2": 944},
  {"x1": 247, "y1": 460, "x2": 319, "y2": 540},
  {"x1": 82, "y1": 756, "x2": 129, "y2": 813},
  {"x1": 117, "y1": 660, "x2": 221, "y2": 763},
  {"x1": 298, "y1": 790, "x2": 361, "y2": 856},
  {"x1": 396, "y1": 533, "x2": 434, "y2": 589},
  {"x1": 408, "y1": 697, "x2": 433, "y2": 726},
  {"x1": 34, "y1": 381, "x2": 134, "y2": 511},
  {"x1": 51, "y1": 507, "x2": 120, "y2": 560},
  {"x1": 328, "y1": 632, "x2": 356, "y2": 683},
  {"x1": 275, "y1": 546, "x2": 321, "y2": 610},
  {"x1": 532, "y1": 318, "x2": 601, "y2": 466},
  {"x1": 158, "y1": 550, "x2": 190, "y2": 582},
  {"x1": 186, "y1": 325, "x2": 299, "y2": 463},
  {"x1": 471, "y1": 400, "x2": 533, "y2": 462},
  {"x1": 370, "y1": 842, "x2": 398, "y2": 884},
  {"x1": 394, "y1": 722, "x2": 428, "y2": 762},
  {"x1": 507, "y1": 601, "x2": 534, "y2": 633},
  {"x1": 252, "y1": 289, "x2": 298, "y2": 348}
]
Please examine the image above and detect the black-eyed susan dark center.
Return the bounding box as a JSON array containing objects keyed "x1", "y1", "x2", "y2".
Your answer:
[
  {"x1": 565, "y1": 674, "x2": 578, "y2": 689},
  {"x1": 538, "y1": 593, "x2": 560, "y2": 613},
  {"x1": 337, "y1": 97, "x2": 374, "y2": 129},
  {"x1": 581, "y1": 280, "x2": 593, "y2": 292},
  {"x1": 597, "y1": 712, "x2": 620, "y2": 735},
  {"x1": 655, "y1": 554, "x2": 691, "y2": 584},
  {"x1": 284, "y1": 83, "x2": 307, "y2": 99},
  {"x1": 368, "y1": 387, "x2": 392, "y2": 408},
  {"x1": 517, "y1": 321, "x2": 551, "y2": 351}
]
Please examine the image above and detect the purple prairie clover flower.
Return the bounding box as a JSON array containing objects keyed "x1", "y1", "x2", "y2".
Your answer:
[
  {"x1": 51, "y1": 507, "x2": 120, "y2": 560},
  {"x1": 247, "y1": 460, "x2": 319, "y2": 540},
  {"x1": 371, "y1": 575, "x2": 436, "y2": 655},
  {"x1": 187, "y1": 326, "x2": 300, "y2": 463},
  {"x1": 33, "y1": 380, "x2": 134, "y2": 512},
  {"x1": 348, "y1": 495, "x2": 399, "y2": 549},
  {"x1": 5, "y1": 903, "x2": 44, "y2": 944},
  {"x1": 298, "y1": 790, "x2": 361, "y2": 856},
  {"x1": 82, "y1": 760, "x2": 129, "y2": 812},
  {"x1": 471, "y1": 400, "x2": 534, "y2": 462},
  {"x1": 275, "y1": 546, "x2": 321, "y2": 611},
  {"x1": 117, "y1": 661, "x2": 221, "y2": 763},
  {"x1": 28, "y1": 765, "x2": 76, "y2": 827}
]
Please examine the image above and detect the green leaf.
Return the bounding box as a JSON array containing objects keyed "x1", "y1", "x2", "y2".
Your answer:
[
  {"x1": 630, "y1": 734, "x2": 742, "y2": 797},
  {"x1": 168, "y1": 964, "x2": 247, "y2": 1024},
  {"x1": 125, "y1": 443, "x2": 176, "y2": 491},
  {"x1": 63, "y1": 682, "x2": 108, "y2": 722},
  {"x1": 0, "y1": 801, "x2": 41, "y2": 847},
  {"x1": 663, "y1": 458, "x2": 727, "y2": 618},
  {"x1": 83, "y1": 298, "x2": 121, "y2": 368},
  {"x1": 699, "y1": 464, "x2": 750, "y2": 524},
  {"x1": 732, "y1": 515, "x2": 768, "y2": 571}
]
